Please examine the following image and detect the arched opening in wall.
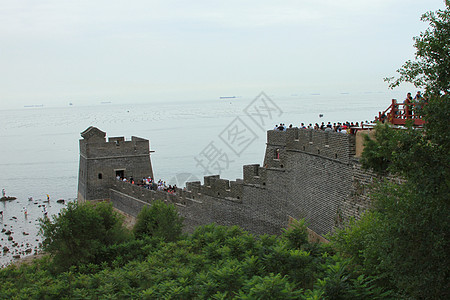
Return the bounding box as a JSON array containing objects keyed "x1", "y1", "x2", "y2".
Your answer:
[
  {"x1": 237, "y1": 196, "x2": 240, "y2": 200},
  {"x1": 317, "y1": 149, "x2": 320, "y2": 154},
  {"x1": 98, "y1": 173, "x2": 103, "y2": 179},
  {"x1": 303, "y1": 146, "x2": 306, "y2": 151},
  {"x1": 274, "y1": 148, "x2": 280, "y2": 159},
  {"x1": 335, "y1": 153, "x2": 338, "y2": 159},
  {"x1": 280, "y1": 164, "x2": 284, "y2": 168},
  {"x1": 263, "y1": 182, "x2": 266, "y2": 186},
  {"x1": 217, "y1": 192, "x2": 220, "y2": 196}
]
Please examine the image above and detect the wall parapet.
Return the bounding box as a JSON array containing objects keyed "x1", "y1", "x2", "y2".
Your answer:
[
  {"x1": 105, "y1": 126, "x2": 380, "y2": 238},
  {"x1": 243, "y1": 164, "x2": 267, "y2": 186},
  {"x1": 266, "y1": 128, "x2": 356, "y2": 165}
]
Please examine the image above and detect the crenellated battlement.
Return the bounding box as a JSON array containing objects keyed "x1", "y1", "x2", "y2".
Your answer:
[
  {"x1": 265, "y1": 128, "x2": 356, "y2": 167},
  {"x1": 185, "y1": 175, "x2": 243, "y2": 201},
  {"x1": 78, "y1": 126, "x2": 153, "y2": 202},
  {"x1": 94, "y1": 126, "x2": 380, "y2": 238},
  {"x1": 243, "y1": 164, "x2": 268, "y2": 186},
  {"x1": 80, "y1": 135, "x2": 151, "y2": 160}
]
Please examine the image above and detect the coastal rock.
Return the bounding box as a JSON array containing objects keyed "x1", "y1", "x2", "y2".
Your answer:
[
  {"x1": 22, "y1": 232, "x2": 29, "y2": 235},
  {"x1": 0, "y1": 196, "x2": 17, "y2": 201},
  {"x1": 57, "y1": 199, "x2": 65, "y2": 204},
  {"x1": 5, "y1": 230, "x2": 11, "y2": 235},
  {"x1": 1, "y1": 228, "x2": 5, "y2": 233},
  {"x1": 8, "y1": 236, "x2": 13, "y2": 241},
  {"x1": 13, "y1": 254, "x2": 20, "y2": 259},
  {"x1": 3, "y1": 246, "x2": 9, "y2": 252}
]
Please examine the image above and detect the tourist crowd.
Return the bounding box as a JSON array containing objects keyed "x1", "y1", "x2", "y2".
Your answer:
[
  {"x1": 117, "y1": 176, "x2": 178, "y2": 194},
  {"x1": 273, "y1": 120, "x2": 372, "y2": 134},
  {"x1": 396, "y1": 91, "x2": 428, "y2": 118}
]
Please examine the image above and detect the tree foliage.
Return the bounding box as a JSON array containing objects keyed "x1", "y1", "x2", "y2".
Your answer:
[
  {"x1": 133, "y1": 200, "x2": 184, "y2": 241},
  {"x1": 338, "y1": 5, "x2": 450, "y2": 297},
  {"x1": 340, "y1": 30, "x2": 450, "y2": 299},
  {"x1": 385, "y1": 4, "x2": 450, "y2": 95},
  {"x1": 39, "y1": 201, "x2": 131, "y2": 270},
  {"x1": 282, "y1": 218, "x2": 309, "y2": 249},
  {"x1": 2, "y1": 218, "x2": 390, "y2": 299}
]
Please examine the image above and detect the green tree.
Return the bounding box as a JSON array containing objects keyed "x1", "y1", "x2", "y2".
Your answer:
[
  {"x1": 39, "y1": 201, "x2": 130, "y2": 270},
  {"x1": 385, "y1": 4, "x2": 450, "y2": 95},
  {"x1": 133, "y1": 200, "x2": 184, "y2": 241},
  {"x1": 350, "y1": 97, "x2": 450, "y2": 299},
  {"x1": 336, "y1": 5, "x2": 450, "y2": 298},
  {"x1": 282, "y1": 218, "x2": 309, "y2": 249},
  {"x1": 237, "y1": 273, "x2": 303, "y2": 299},
  {"x1": 340, "y1": 69, "x2": 450, "y2": 298}
]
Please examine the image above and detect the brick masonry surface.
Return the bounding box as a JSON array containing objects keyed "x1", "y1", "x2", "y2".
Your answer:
[{"x1": 91, "y1": 127, "x2": 388, "y2": 237}]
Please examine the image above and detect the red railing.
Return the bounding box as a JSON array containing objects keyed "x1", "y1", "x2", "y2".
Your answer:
[{"x1": 376, "y1": 99, "x2": 425, "y2": 126}]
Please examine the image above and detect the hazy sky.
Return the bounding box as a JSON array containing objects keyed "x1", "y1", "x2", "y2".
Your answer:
[{"x1": 0, "y1": 0, "x2": 446, "y2": 108}]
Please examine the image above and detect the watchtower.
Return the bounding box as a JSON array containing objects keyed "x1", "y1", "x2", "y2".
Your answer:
[{"x1": 77, "y1": 126, "x2": 154, "y2": 202}]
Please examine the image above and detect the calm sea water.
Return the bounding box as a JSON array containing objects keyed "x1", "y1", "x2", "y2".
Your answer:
[{"x1": 0, "y1": 91, "x2": 403, "y2": 266}]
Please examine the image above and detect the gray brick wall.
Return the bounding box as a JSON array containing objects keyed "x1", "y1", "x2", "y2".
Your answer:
[
  {"x1": 104, "y1": 128, "x2": 384, "y2": 237},
  {"x1": 77, "y1": 127, "x2": 153, "y2": 202}
]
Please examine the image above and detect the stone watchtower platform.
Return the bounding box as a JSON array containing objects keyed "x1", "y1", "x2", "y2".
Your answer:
[{"x1": 77, "y1": 126, "x2": 154, "y2": 202}]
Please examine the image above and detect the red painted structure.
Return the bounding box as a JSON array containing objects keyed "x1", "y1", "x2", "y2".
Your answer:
[{"x1": 376, "y1": 99, "x2": 425, "y2": 126}]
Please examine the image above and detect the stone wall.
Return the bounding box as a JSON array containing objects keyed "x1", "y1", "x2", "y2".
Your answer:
[
  {"x1": 108, "y1": 128, "x2": 381, "y2": 237},
  {"x1": 78, "y1": 127, "x2": 153, "y2": 202}
]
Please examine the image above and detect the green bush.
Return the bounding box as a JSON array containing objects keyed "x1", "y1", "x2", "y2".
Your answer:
[
  {"x1": 39, "y1": 201, "x2": 131, "y2": 270},
  {"x1": 133, "y1": 200, "x2": 184, "y2": 241},
  {"x1": 282, "y1": 218, "x2": 309, "y2": 249}
]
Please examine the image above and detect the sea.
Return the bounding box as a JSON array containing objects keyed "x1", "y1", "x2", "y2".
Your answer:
[{"x1": 0, "y1": 90, "x2": 406, "y2": 266}]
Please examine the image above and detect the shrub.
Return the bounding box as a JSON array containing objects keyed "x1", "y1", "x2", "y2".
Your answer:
[
  {"x1": 133, "y1": 200, "x2": 184, "y2": 241},
  {"x1": 39, "y1": 201, "x2": 130, "y2": 270}
]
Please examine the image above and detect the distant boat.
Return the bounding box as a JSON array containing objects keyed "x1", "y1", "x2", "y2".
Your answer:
[
  {"x1": 69, "y1": 102, "x2": 73, "y2": 106},
  {"x1": 101, "y1": 101, "x2": 112, "y2": 104},
  {"x1": 24, "y1": 104, "x2": 44, "y2": 108},
  {"x1": 219, "y1": 96, "x2": 237, "y2": 99}
]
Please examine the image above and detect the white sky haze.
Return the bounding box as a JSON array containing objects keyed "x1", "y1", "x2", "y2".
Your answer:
[{"x1": 0, "y1": 0, "x2": 446, "y2": 108}]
